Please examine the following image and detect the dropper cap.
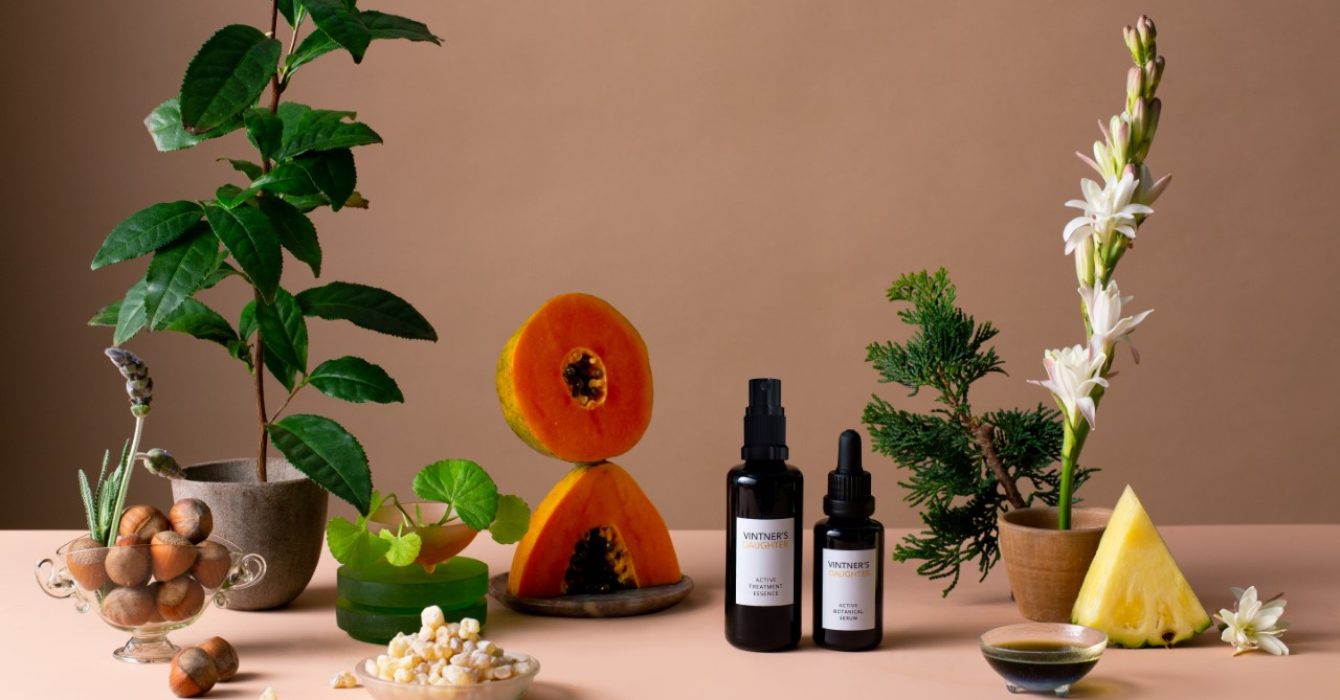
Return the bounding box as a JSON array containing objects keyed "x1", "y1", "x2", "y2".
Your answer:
[
  {"x1": 824, "y1": 429, "x2": 874, "y2": 518},
  {"x1": 741, "y1": 378, "x2": 788, "y2": 461}
]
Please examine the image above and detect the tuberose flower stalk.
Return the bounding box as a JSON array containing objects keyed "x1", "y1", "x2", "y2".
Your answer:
[{"x1": 1038, "y1": 16, "x2": 1168, "y2": 529}]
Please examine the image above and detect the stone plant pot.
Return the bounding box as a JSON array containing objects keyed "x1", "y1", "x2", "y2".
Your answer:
[
  {"x1": 998, "y1": 507, "x2": 1111, "y2": 623},
  {"x1": 171, "y1": 459, "x2": 328, "y2": 610}
]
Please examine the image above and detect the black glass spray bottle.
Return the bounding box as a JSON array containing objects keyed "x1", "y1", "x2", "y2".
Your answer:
[
  {"x1": 813, "y1": 429, "x2": 883, "y2": 651},
  {"x1": 725, "y1": 378, "x2": 803, "y2": 652}
]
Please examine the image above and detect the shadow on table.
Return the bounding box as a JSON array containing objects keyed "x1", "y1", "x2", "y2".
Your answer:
[
  {"x1": 280, "y1": 583, "x2": 339, "y2": 611},
  {"x1": 1066, "y1": 676, "x2": 1142, "y2": 698},
  {"x1": 526, "y1": 681, "x2": 583, "y2": 700}
]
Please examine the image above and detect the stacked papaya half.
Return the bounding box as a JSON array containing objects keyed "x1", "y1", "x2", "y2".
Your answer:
[{"x1": 497, "y1": 293, "x2": 681, "y2": 598}]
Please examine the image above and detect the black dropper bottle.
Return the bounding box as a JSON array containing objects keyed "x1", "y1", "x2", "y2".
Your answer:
[
  {"x1": 813, "y1": 429, "x2": 883, "y2": 651},
  {"x1": 725, "y1": 378, "x2": 803, "y2": 652}
]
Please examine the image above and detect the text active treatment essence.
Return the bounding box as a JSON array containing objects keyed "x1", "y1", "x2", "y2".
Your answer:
[
  {"x1": 726, "y1": 378, "x2": 803, "y2": 652},
  {"x1": 814, "y1": 429, "x2": 884, "y2": 651}
]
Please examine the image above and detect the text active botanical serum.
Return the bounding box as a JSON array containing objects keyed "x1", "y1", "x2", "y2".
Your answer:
[
  {"x1": 813, "y1": 429, "x2": 883, "y2": 650},
  {"x1": 725, "y1": 378, "x2": 803, "y2": 652}
]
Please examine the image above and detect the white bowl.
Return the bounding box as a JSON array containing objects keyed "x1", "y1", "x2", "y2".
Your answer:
[{"x1": 354, "y1": 654, "x2": 539, "y2": 700}]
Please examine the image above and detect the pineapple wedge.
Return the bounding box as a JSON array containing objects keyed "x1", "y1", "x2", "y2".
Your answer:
[{"x1": 1071, "y1": 485, "x2": 1211, "y2": 647}]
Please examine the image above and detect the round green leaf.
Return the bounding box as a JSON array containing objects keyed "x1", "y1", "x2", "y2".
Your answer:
[
  {"x1": 489, "y1": 494, "x2": 531, "y2": 544},
  {"x1": 412, "y1": 460, "x2": 498, "y2": 531}
]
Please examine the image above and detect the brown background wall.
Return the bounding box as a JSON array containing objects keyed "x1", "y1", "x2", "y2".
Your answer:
[{"x1": 3, "y1": 1, "x2": 1337, "y2": 530}]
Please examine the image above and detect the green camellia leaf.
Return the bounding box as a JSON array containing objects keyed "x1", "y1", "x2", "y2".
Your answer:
[
  {"x1": 268, "y1": 414, "x2": 372, "y2": 514},
  {"x1": 204, "y1": 203, "x2": 282, "y2": 301},
  {"x1": 489, "y1": 494, "x2": 531, "y2": 544},
  {"x1": 180, "y1": 25, "x2": 282, "y2": 133},
  {"x1": 248, "y1": 150, "x2": 355, "y2": 210},
  {"x1": 307, "y1": 356, "x2": 404, "y2": 403},
  {"x1": 304, "y1": 0, "x2": 373, "y2": 63},
  {"x1": 89, "y1": 301, "x2": 121, "y2": 327},
  {"x1": 379, "y1": 529, "x2": 423, "y2": 566},
  {"x1": 326, "y1": 516, "x2": 391, "y2": 568},
  {"x1": 286, "y1": 29, "x2": 339, "y2": 75},
  {"x1": 144, "y1": 97, "x2": 243, "y2": 152},
  {"x1": 258, "y1": 196, "x2": 321, "y2": 276},
  {"x1": 277, "y1": 109, "x2": 382, "y2": 160},
  {"x1": 296, "y1": 282, "x2": 437, "y2": 340},
  {"x1": 239, "y1": 301, "x2": 257, "y2": 340},
  {"x1": 113, "y1": 279, "x2": 149, "y2": 345},
  {"x1": 362, "y1": 11, "x2": 443, "y2": 44},
  {"x1": 143, "y1": 225, "x2": 219, "y2": 328},
  {"x1": 92, "y1": 201, "x2": 204, "y2": 269},
  {"x1": 412, "y1": 460, "x2": 499, "y2": 531},
  {"x1": 215, "y1": 184, "x2": 247, "y2": 207},
  {"x1": 244, "y1": 108, "x2": 284, "y2": 163},
  {"x1": 223, "y1": 158, "x2": 263, "y2": 180},
  {"x1": 157, "y1": 297, "x2": 238, "y2": 347},
  {"x1": 255, "y1": 288, "x2": 308, "y2": 390},
  {"x1": 277, "y1": 0, "x2": 299, "y2": 26}
]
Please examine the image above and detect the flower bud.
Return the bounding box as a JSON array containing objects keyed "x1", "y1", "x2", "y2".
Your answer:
[
  {"x1": 1145, "y1": 98, "x2": 1161, "y2": 145},
  {"x1": 1127, "y1": 67, "x2": 1144, "y2": 103},
  {"x1": 1123, "y1": 26, "x2": 1140, "y2": 59},
  {"x1": 142, "y1": 448, "x2": 184, "y2": 479},
  {"x1": 106, "y1": 347, "x2": 153, "y2": 412},
  {"x1": 1145, "y1": 56, "x2": 1164, "y2": 95},
  {"x1": 1137, "y1": 16, "x2": 1157, "y2": 46},
  {"x1": 1129, "y1": 97, "x2": 1148, "y2": 144}
]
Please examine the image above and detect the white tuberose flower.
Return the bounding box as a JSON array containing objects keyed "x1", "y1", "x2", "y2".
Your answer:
[
  {"x1": 1216, "y1": 586, "x2": 1289, "y2": 656},
  {"x1": 1028, "y1": 345, "x2": 1108, "y2": 430},
  {"x1": 1080, "y1": 280, "x2": 1153, "y2": 361},
  {"x1": 1062, "y1": 172, "x2": 1154, "y2": 255}
]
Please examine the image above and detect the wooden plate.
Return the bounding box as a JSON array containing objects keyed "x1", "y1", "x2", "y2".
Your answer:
[{"x1": 489, "y1": 573, "x2": 694, "y2": 618}]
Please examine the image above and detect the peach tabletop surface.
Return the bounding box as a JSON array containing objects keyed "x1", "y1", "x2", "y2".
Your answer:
[{"x1": 6, "y1": 527, "x2": 1338, "y2": 699}]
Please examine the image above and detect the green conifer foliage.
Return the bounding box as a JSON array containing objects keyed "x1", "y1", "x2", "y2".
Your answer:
[{"x1": 862, "y1": 269, "x2": 1094, "y2": 595}]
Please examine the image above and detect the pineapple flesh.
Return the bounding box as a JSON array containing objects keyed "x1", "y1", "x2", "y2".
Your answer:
[{"x1": 1071, "y1": 485, "x2": 1211, "y2": 647}]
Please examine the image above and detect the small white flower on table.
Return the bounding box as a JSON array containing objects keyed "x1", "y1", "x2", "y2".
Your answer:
[{"x1": 1216, "y1": 586, "x2": 1290, "y2": 656}]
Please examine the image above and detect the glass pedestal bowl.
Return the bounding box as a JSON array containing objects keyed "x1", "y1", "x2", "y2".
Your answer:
[{"x1": 36, "y1": 536, "x2": 265, "y2": 663}]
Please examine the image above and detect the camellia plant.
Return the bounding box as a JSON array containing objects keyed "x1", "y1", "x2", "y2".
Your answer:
[
  {"x1": 1030, "y1": 15, "x2": 1168, "y2": 530},
  {"x1": 88, "y1": 1, "x2": 442, "y2": 515}
]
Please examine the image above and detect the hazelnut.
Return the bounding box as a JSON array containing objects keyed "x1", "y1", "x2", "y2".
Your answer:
[
  {"x1": 106, "y1": 536, "x2": 151, "y2": 587},
  {"x1": 169, "y1": 647, "x2": 218, "y2": 698},
  {"x1": 156, "y1": 575, "x2": 205, "y2": 622},
  {"x1": 198, "y1": 636, "x2": 239, "y2": 681},
  {"x1": 169, "y1": 499, "x2": 213, "y2": 543},
  {"x1": 191, "y1": 540, "x2": 231, "y2": 589},
  {"x1": 101, "y1": 585, "x2": 155, "y2": 627},
  {"x1": 151, "y1": 531, "x2": 198, "y2": 581},
  {"x1": 66, "y1": 536, "x2": 109, "y2": 590},
  {"x1": 119, "y1": 504, "x2": 169, "y2": 540}
]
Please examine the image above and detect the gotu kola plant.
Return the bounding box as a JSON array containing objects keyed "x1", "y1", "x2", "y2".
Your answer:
[
  {"x1": 88, "y1": 1, "x2": 442, "y2": 515},
  {"x1": 862, "y1": 269, "x2": 1094, "y2": 595}
]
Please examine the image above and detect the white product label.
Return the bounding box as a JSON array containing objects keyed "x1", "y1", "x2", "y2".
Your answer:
[
  {"x1": 821, "y1": 548, "x2": 877, "y2": 631},
  {"x1": 734, "y1": 517, "x2": 794, "y2": 606}
]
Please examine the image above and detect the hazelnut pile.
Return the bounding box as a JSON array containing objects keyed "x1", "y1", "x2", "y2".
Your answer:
[
  {"x1": 363, "y1": 608, "x2": 536, "y2": 687},
  {"x1": 66, "y1": 498, "x2": 229, "y2": 628},
  {"x1": 170, "y1": 636, "x2": 239, "y2": 698}
]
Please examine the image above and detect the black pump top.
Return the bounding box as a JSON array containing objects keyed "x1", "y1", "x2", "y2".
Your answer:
[
  {"x1": 741, "y1": 378, "x2": 788, "y2": 461},
  {"x1": 824, "y1": 429, "x2": 875, "y2": 518}
]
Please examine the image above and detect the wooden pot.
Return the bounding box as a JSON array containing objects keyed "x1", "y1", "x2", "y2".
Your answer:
[{"x1": 998, "y1": 507, "x2": 1111, "y2": 622}]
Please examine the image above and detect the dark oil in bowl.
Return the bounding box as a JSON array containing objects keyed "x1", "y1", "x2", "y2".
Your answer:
[{"x1": 983, "y1": 641, "x2": 1099, "y2": 694}]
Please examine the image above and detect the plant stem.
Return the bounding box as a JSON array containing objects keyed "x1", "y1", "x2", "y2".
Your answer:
[
  {"x1": 1056, "y1": 420, "x2": 1090, "y2": 530},
  {"x1": 973, "y1": 422, "x2": 1027, "y2": 509},
  {"x1": 253, "y1": 288, "x2": 269, "y2": 482},
  {"x1": 104, "y1": 416, "x2": 146, "y2": 546}
]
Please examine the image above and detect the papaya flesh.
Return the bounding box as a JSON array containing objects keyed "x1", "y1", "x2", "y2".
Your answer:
[
  {"x1": 496, "y1": 293, "x2": 653, "y2": 463},
  {"x1": 508, "y1": 462, "x2": 681, "y2": 598}
]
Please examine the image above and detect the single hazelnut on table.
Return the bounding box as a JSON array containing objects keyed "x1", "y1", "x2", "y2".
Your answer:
[
  {"x1": 156, "y1": 575, "x2": 205, "y2": 622},
  {"x1": 152, "y1": 530, "x2": 198, "y2": 581},
  {"x1": 198, "y1": 636, "x2": 238, "y2": 681},
  {"x1": 170, "y1": 647, "x2": 218, "y2": 698},
  {"x1": 119, "y1": 504, "x2": 169, "y2": 540},
  {"x1": 191, "y1": 540, "x2": 231, "y2": 589},
  {"x1": 101, "y1": 585, "x2": 156, "y2": 627},
  {"x1": 106, "y1": 535, "x2": 151, "y2": 587},
  {"x1": 170, "y1": 498, "x2": 213, "y2": 543},
  {"x1": 65, "y1": 536, "x2": 109, "y2": 590}
]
